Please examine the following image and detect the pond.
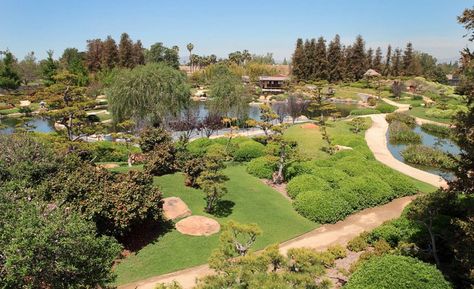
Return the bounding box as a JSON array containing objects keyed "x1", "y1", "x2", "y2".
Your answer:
[
  {"x1": 387, "y1": 125, "x2": 460, "y2": 180},
  {"x1": 0, "y1": 117, "x2": 56, "y2": 134},
  {"x1": 0, "y1": 102, "x2": 361, "y2": 135}
]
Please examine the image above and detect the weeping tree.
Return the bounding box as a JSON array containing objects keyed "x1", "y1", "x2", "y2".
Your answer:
[{"x1": 107, "y1": 63, "x2": 191, "y2": 126}]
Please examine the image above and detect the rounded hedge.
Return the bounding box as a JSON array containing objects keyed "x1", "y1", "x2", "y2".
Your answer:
[
  {"x1": 334, "y1": 159, "x2": 370, "y2": 177},
  {"x1": 286, "y1": 174, "x2": 332, "y2": 199},
  {"x1": 312, "y1": 167, "x2": 348, "y2": 188},
  {"x1": 233, "y1": 140, "x2": 266, "y2": 162},
  {"x1": 338, "y1": 174, "x2": 394, "y2": 209},
  {"x1": 283, "y1": 161, "x2": 318, "y2": 180},
  {"x1": 246, "y1": 155, "x2": 278, "y2": 179},
  {"x1": 344, "y1": 255, "x2": 452, "y2": 289},
  {"x1": 293, "y1": 190, "x2": 351, "y2": 223},
  {"x1": 187, "y1": 138, "x2": 215, "y2": 156}
]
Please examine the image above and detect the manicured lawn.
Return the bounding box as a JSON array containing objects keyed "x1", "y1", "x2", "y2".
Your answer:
[
  {"x1": 114, "y1": 165, "x2": 317, "y2": 284},
  {"x1": 407, "y1": 106, "x2": 452, "y2": 124},
  {"x1": 0, "y1": 107, "x2": 19, "y2": 115},
  {"x1": 284, "y1": 123, "x2": 326, "y2": 159},
  {"x1": 332, "y1": 86, "x2": 390, "y2": 100}
]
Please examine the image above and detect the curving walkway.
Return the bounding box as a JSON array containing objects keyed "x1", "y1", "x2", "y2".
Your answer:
[{"x1": 118, "y1": 104, "x2": 448, "y2": 289}]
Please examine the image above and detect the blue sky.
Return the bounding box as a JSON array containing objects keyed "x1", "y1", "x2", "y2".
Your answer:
[{"x1": 1, "y1": 0, "x2": 472, "y2": 62}]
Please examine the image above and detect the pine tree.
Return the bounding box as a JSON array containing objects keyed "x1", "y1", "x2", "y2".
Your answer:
[
  {"x1": 373, "y1": 47, "x2": 383, "y2": 72},
  {"x1": 40, "y1": 50, "x2": 58, "y2": 86},
  {"x1": 327, "y1": 34, "x2": 344, "y2": 82},
  {"x1": 383, "y1": 45, "x2": 392, "y2": 76},
  {"x1": 303, "y1": 39, "x2": 314, "y2": 80},
  {"x1": 118, "y1": 33, "x2": 134, "y2": 68},
  {"x1": 341, "y1": 45, "x2": 352, "y2": 80},
  {"x1": 366, "y1": 48, "x2": 374, "y2": 68},
  {"x1": 311, "y1": 37, "x2": 328, "y2": 80},
  {"x1": 86, "y1": 39, "x2": 103, "y2": 72},
  {"x1": 291, "y1": 38, "x2": 305, "y2": 81},
  {"x1": 0, "y1": 51, "x2": 21, "y2": 90},
  {"x1": 101, "y1": 36, "x2": 118, "y2": 70},
  {"x1": 347, "y1": 35, "x2": 367, "y2": 80},
  {"x1": 402, "y1": 42, "x2": 415, "y2": 76},
  {"x1": 392, "y1": 48, "x2": 402, "y2": 76}
]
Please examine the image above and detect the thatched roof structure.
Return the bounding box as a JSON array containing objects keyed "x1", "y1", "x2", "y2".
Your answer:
[{"x1": 364, "y1": 69, "x2": 381, "y2": 77}]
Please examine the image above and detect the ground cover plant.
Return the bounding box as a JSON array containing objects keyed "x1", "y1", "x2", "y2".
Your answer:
[
  {"x1": 420, "y1": 123, "x2": 452, "y2": 138},
  {"x1": 349, "y1": 108, "x2": 380, "y2": 115},
  {"x1": 388, "y1": 120, "x2": 422, "y2": 144}
]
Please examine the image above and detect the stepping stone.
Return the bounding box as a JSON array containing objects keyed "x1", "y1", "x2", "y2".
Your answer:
[
  {"x1": 175, "y1": 216, "x2": 220, "y2": 236},
  {"x1": 162, "y1": 197, "x2": 192, "y2": 220}
]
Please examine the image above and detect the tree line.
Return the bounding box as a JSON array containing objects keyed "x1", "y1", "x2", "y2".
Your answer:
[{"x1": 291, "y1": 34, "x2": 450, "y2": 83}]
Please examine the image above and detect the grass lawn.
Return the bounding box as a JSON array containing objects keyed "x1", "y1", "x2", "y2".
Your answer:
[
  {"x1": 407, "y1": 106, "x2": 452, "y2": 124},
  {"x1": 0, "y1": 107, "x2": 19, "y2": 115},
  {"x1": 332, "y1": 86, "x2": 390, "y2": 100},
  {"x1": 284, "y1": 123, "x2": 326, "y2": 159},
  {"x1": 113, "y1": 165, "x2": 317, "y2": 284}
]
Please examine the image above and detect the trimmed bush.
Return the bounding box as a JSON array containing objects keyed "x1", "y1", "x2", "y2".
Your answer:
[
  {"x1": 344, "y1": 255, "x2": 452, "y2": 289},
  {"x1": 283, "y1": 161, "x2": 318, "y2": 180},
  {"x1": 385, "y1": 112, "x2": 416, "y2": 127},
  {"x1": 369, "y1": 163, "x2": 418, "y2": 197},
  {"x1": 369, "y1": 217, "x2": 423, "y2": 247},
  {"x1": 388, "y1": 121, "x2": 422, "y2": 144},
  {"x1": 401, "y1": 145, "x2": 456, "y2": 170},
  {"x1": 375, "y1": 103, "x2": 397, "y2": 113},
  {"x1": 312, "y1": 167, "x2": 348, "y2": 188},
  {"x1": 233, "y1": 140, "x2": 265, "y2": 162},
  {"x1": 286, "y1": 174, "x2": 332, "y2": 199},
  {"x1": 293, "y1": 190, "x2": 351, "y2": 223},
  {"x1": 187, "y1": 138, "x2": 215, "y2": 156},
  {"x1": 246, "y1": 155, "x2": 278, "y2": 179},
  {"x1": 339, "y1": 174, "x2": 394, "y2": 209},
  {"x1": 334, "y1": 159, "x2": 370, "y2": 177},
  {"x1": 350, "y1": 108, "x2": 381, "y2": 116}
]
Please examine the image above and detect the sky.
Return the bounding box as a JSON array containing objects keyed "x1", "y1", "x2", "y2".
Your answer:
[{"x1": 1, "y1": 0, "x2": 472, "y2": 63}]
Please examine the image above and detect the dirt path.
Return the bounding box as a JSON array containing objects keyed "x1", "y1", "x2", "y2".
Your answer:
[{"x1": 365, "y1": 113, "x2": 448, "y2": 188}]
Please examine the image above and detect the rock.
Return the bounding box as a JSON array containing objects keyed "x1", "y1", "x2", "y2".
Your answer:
[
  {"x1": 19, "y1": 100, "x2": 31, "y2": 107},
  {"x1": 98, "y1": 163, "x2": 120, "y2": 169},
  {"x1": 96, "y1": 95, "x2": 107, "y2": 99},
  {"x1": 162, "y1": 197, "x2": 192, "y2": 220},
  {"x1": 175, "y1": 215, "x2": 221, "y2": 236}
]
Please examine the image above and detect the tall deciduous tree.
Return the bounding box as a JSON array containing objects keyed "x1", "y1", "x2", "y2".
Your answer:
[
  {"x1": 17, "y1": 51, "x2": 39, "y2": 85},
  {"x1": 101, "y1": 36, "x2": 119, "y2": 70},
  {"x1": 119, "y1": 32, "x2": 135, "y2": 68},
  {"x1": 327, "y1": 34, "x2": 344, "y2": 82},
  {"x1": 86, "y1": 39, "x2": 103, "y2": 72},
  {"x1": 107, "y1": 63, "x2": 190, "y2": 125}
]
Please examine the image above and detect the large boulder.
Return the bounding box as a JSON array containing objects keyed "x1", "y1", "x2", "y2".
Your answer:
[{"x1": 162, "y1": 197, "x2": 192, "y2": 220}]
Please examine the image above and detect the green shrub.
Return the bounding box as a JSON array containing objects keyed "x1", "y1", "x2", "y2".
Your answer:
[
  {"x1": 312, "y1": 167, "x2": 348, "y2": 188},
  {"x1": 388, "y1": 121, "x2": 422, "y2": 144},
  {"x1": 283, "y1": 161, "x2": 317, "y2": 180},
  {"x1": 187, "y1": 138, "x2": 215, "y2": 156},
  {"x1": 343, "y1": 255, "x2": 452, "y2": 289},
  {"x1": 334, "y1": 158, "x2": 370, "y2": 177},
  {"x1": 369, "y1": 163, "x2": 418, "y2": 197},
  {"x1": 286, "y1": 174, "x2": 332, "y2": 199},
  {"x1": 293, "y1": 190, "x2": 351, "y2": 223},
  {"x1": 385, "y1": 112, "x2": 416, "y2": 127},
  {"x1": 347, "y1": 232, "x2": 370, "y2": 252},
  {"x1": 339, "y1": 174, "x2": 394, "y2": 209},
  {"x1": 401, "y1": 145, "x2": 456, "y2": 170},
  {"x1": 233, "y1": 140, "x2": 265, "y2": 162},
  {"x1": 350, "y1": 108, "x2": 381, "y2": 116},
  {"x1": 327, "y1": 244, "x2": 347, "y2": 259},
  {"x1": 375, "y1": 103, "x2": 397, "y2": 113},
  {"x1": 246, "y1": 155, "x2": 278, "y2": 179},
  {"x1": 369, "y1": 217, "x2": 423, "y2": 247},
  {"x1": 91, "y1": 141, "x2": 140, "y2": 162},
  {"x1": 420, "y1": 123, "x2": 451, "y2": 138}
]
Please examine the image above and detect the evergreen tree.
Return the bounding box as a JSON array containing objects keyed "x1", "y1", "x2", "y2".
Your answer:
[
  {"x1": 291, "y1": 38, "x2": 305, "y2": 81},
  {"x1": 118, "y1": 32, "x2": 134, "y2": 68},
  {"x1": 402, "y1": 42, "x2": 415, "y2": 75},
  {"x1": 383, "y1": 45, "x2": 392, "y2": 76},
  {"x1": 86, "y1": 39, "x2": 103, "y2": 72},
  {"x1": 101, "y1": 36, "x2": 119, "y2": 70},
  {"x1": 341, "y1": 45, "x2": 352, "y2": 80},
  {"x1": 327, "y1": 34, "x2": 344, "y2": 82},
  {"x1": 347, "y1": 35, "x2": 367, "y2": 80},
  {"x1": 40, "y1": 50, "x2": 58, "y2": 86},
  {"x1": 392, "y1": 48, "x2": 402, "y2": 76},
  {"x1": 303, "y1": 39, "x2": 313, "y2": 80},
  {"x1": 366, "y1": 47, "x2": 374, "y2": 68},
  {"x1": 0, "y1": 51, "x2": 21, "y2": 90},
  {"x1": 311, "y1": 37, "x2": 328, "y2": 80},
  {"x1": 133, "y1": 40, "x2": 145, "y2": 66},
  {"x1": 373, "y1": 47, "x2": 383, "y2": 72},
  {"x1": 60, "y1": 48, "x2": 88, "y2": 85}
]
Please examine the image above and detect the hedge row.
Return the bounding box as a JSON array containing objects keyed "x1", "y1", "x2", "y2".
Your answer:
[{"x1": 187, "y1": 137, "x2": 265, "y2": 162}]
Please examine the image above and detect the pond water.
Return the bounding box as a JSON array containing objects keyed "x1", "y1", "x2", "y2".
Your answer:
[
  {"x1": 0, "y1": 102, "x2": 361, "y2": 135},
  {"x1": 0, "y1": 117, "x2": 56, "y2": 134},
  {"x1": 387, "y1": 126, "x2": 460, "y2": 180}
]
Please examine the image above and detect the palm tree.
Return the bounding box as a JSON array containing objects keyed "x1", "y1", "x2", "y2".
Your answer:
[{"x1": 187, "y1": 43, "x2": 194, "y2": 73}]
